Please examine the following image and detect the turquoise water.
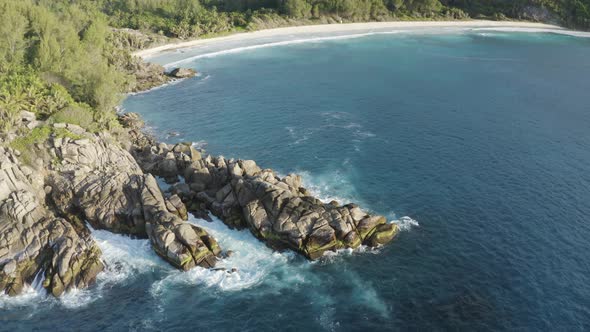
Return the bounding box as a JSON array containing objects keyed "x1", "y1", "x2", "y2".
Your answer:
[{"x1": 3, "y1": 30, "x2": 590, "y2": 331}]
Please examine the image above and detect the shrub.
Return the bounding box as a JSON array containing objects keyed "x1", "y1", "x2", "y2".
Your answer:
[
  {"x1": 48, "y1": 105, "x2": 95, "y2": 128},
  {"x1": 0, "y1": 95, "x2": 21, "y2": 132},
  {"x1": 53, "y1": 127, "x2": 85, "y2": 140},
  {"x1": 9, "y1": 126, "x2": 52, "y2": 165}
]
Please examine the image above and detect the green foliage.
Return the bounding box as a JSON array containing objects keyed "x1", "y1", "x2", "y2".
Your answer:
[
  {"x1": 0, "y1": 1, "x2": 128, "y2": 111},
  {"x1": 103, "y1": 0, "x2": 235, "y2": 38},
  {"x1": 0, "y1": 1, "x2": 28, "y2": 65},
  {"x1": 282, "y1": 0, "x2": 313, "y2": 18},
  {"x1": 0, "y1": 99, "x2": 21, "y2": 132},
  {"x1": 48, "y1": 105, "x2": 95, "y2": 129},
  {"x1": 8, "y1": 126, "x2": 52, "y2": 164},
  {"x1": 0, "y1": 0, "x2": 133, "y2": 138},
  {"x1": 0, "y1": 67, "x2": 75, "y2": 130},
  {"x1": 8, "y1": 125, "x2": 84, "y2": 164},
  {"x1": 441, "y1": 0, "x2": 590, "y2": 28},
  {"x1": 0, "y1": 0, "x2": 588, "y2": 152},
  {"x1": 95, "y1": 0, "x2": 590, "y2": 32},
  {"x1": 53, "y1": 127, "x2": 85, "y2": 140}
]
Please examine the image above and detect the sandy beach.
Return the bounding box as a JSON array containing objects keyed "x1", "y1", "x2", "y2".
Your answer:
[{"x1": 133, "y1": 20, "x2": 566, "y2": 59}]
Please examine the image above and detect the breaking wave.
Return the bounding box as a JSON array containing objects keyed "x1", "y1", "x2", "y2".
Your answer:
[
  {"x1": 472, "y1": 27, "x2": 590, "y2": 38},
  {"x1": 150, "y1": 216, "x2": 308, "y2": 295},
  {"x1": 0, "y1": 226, "x2": 168, "y2": 311},
  {"x1": 163, "y1": 31, "x2": 401, "y2": 68}
]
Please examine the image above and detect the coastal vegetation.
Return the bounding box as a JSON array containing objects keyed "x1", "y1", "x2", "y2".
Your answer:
[
  {"x1": 0, "y1": 0, "x2": 588, "y2": 145},
  {"x1": 0, "y1": 0, "x2": 127, "y2": 135}
]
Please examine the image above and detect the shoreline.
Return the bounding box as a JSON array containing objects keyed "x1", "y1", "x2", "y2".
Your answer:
[{"x1": 133, "y1": 20, "x2": 564, "y2": 59}]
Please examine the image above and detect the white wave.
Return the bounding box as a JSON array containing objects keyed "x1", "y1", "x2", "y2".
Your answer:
[
  {"x1": 472, "y1": 27, "x2": 590, "y2": 38},
  {"x1": 150, "y1": 216, "x2": 308, "y2": 295},
  {"x1": 0, "y1": 278, "x2": 96, "y2": 311},
  {"x1": 321, "y1": 111, "x2": 351, "y2": 120},
  {"x1": 163, "y1": 31, "x2": 401, "y2": 68},
  {"x1": 126, "y1": 77, "x2": 187, "y2": 96},
  {"x1": 56, "y1": 227, "x2": 167, "y2": 308},
  {"x1": 285, "y1": 126, "x2": 316, "y2": 145},
  {"x1": 354, "y1": 130, "x2": 376, "y2": 138},
  {"x1": 0, "y1": 286, "x2": 47, "y2": 311},
  {"x1": 300, "y1": 171, "x2": 419, "y2": 234},
  {"x1": 0, "y1": 226, "x2": 168, "y2": 310},
  {"x1": 341, "y1": 122, "x2": 362, "y2": 129},
  {"x1": 30, "y1": 268, "x2": 46, "y2": 292},
  {"x1": 0, "y1": 273, "x2": 98, "y2": 310},
  {"x1": 197, "y1": 74, "x2": 211, "y2": 83},
  {"x1": 54, "y1": 227, "x2": 167, "y2": 309},
  {"x1": 91, "y1": 226, "x2": 167, "y2": 284},
  {"x1": 59, "y1": 288, "x2": 97, "y2": 309},
  {"x1": 160, "y1": 26, "x2": 589, "y2": 68},
  {"x1": 191, "y1": 140, "x2": 208, "y2": 150},
  {"x1": 391, "y1": 216, "x2": 419, "y2": 231},
  {"x1": 319, "y1": 245, "x2": 381, "y2": 262},
  {"x1": 298, "y1": 170, "x2": 357, "y2": 205},
  {"x1": 115, "y1": 105, "x2": 125, "y2": 114}
]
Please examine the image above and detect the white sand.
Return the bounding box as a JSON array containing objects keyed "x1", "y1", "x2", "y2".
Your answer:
[{"x1": 133, "y1": 20, "x2": 566, "y2": 59}]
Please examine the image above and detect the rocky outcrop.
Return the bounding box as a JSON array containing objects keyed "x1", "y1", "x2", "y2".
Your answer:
[
  {"x1": 1, "y1": 106, "x2": 399, "y2": 297},
  {"x1": 125, "y1": 55, "x2": 197, "y2": 93},
  {"x1": 127, "y1": 119, "x2": 399, "y2": 259},
  {"x1": 168, "y1": 67, "x2": 197, "y2": 79},
  {"x1": 518, "y1": 5, "x2": 559, "y2": 24},
  {"x1": 0, "y1": 147, "x2": 103, "y2": 297},
  {"x1": 1, "y1": 123, "x2": 222, "y2": 297},
  {"x1": 128, "y1": 59, "x2": 173, "y2": 93},
  {"x1": 47, "y1": 132, "x2": 220, "y2": 270}
]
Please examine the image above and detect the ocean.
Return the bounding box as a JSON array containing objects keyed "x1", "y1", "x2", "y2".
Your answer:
[{"x1": 3, "y1": 28, "x2": 590, "y2": 331}]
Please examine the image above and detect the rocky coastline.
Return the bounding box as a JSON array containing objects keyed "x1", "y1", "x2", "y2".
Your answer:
[
  {"x1": 128, "y1": 60, "x2": 198, "y2": 93},
  {"x1": 1, "y1": 84, "x2": 398, "y2": 298}
]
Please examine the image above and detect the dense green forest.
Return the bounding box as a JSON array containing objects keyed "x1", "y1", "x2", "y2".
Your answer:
[
  {"x1": 0, "y1": 0, "x2": 589, "y2": 152},
  {"x1": 101, "y1": 0, "x2": 590, "y2": 38}
]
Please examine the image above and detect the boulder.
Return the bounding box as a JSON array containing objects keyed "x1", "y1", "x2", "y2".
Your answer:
[
  {"x1": 0, "y1": 147, "x2": 103, "y2": 297},
  {"x1": 128, "y1": 58, "x2": 172, "y2": 93},
  {"x1": 168, "y1": 67, "x2": 197, "y2": 79},
  {"x1": 129, "y1": 136, "x2": 399, "y2": 260},
  {"x1": 119, "y1": 112, "x2": 400, "y2": 261},
  {"x1": 48, "y1": 132, "x2": 221, "y2": 271}
]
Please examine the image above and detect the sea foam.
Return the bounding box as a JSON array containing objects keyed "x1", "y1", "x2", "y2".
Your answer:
[
  {"x1": 150, "y1": 216, "x2": 308, "y2": 296},
  {"x1": 0, "y1": 226, "x2": 167, "y2": 310},
  {"x1": 472, "y1": 27, "x2": 590, "y2": 38}
]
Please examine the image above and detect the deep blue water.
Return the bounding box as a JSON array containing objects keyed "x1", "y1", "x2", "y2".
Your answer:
[{"x1": 3, "y1": 29, "x2": 590, "y2": 331}]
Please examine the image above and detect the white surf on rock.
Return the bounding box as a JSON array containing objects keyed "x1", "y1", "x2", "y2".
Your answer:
[{"x1": 150, "y1": 216, "x2": 310, "y2": 295}]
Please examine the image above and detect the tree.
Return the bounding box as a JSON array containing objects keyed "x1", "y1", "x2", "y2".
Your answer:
[
  {"x1": 282, "y1": 0, "x2": 312, "y2": 17},
  {"x1": 0, "y1": 2, "x2": 28, "y2": 65}
]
